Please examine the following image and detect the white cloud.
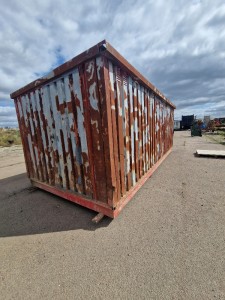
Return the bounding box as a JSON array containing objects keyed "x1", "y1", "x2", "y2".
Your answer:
[
  {"x1": 0, "y1": 106, "x2": 17, "y2": 127},
  {"x1": 0, "y1": 0, "x2": 225, "y2": 127},
  {"x1": 0, "y1": 106, "x2": 16, "y2": 116}
]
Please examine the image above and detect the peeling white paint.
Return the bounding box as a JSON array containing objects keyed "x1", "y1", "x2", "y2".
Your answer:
[
  {"x1": 89, "y1": 82, "x2": 99, "y2": 111},
  {"x1": 72, "y1": 69, "x2": 82, "y2": 103},
  {"x1": 34, "y1": 80, "x2": 41, "y2": 86},
  {"x1": 146, "y1": 153, "x2": 149, "y2": 170},
  {"x1": 84, "y1": 161, "x2": 89, "y2": 173},
  {"x1": 45, "y1": 84, "x2": 63, "y2": 185},
  {"x1": 27, "y1": 133, "x2": 36, "y2": 173},
  {"x1": 30, "y1": 93, "x2": 38, "y2": 127},
  {"x1": 129, "y1": 76, "x2": 135, "y2": 184},
  {"x1": 134, "y1": 83, "x2": 137, "y2": 97},
  {"x1": 109, "y1": 62, "x2": 114, "y2": 91},
  {"x1": 91, "y1": 119, "x2": 99, "y2": 134},
  {"x1": 34, "y1": 90, "x2": 46, "y2": 148},
  {"x1": 124, "y1": 98, "x2": 128, "y2": 110},
  {"x1": 21, "y1": 96, "x2": 28, "y2": 127},
  {"x1": 91, "y1": 119, "x2": 98, "y2": 127},
  {"x1": 126, "y1": 150, "x2": 130, "y2": 174},
  {"x1": 131, "y1": 122, "x2": 135, "y2": 185},
  {"x1": 86, "y1": 61, "x2": 95, "y2": 81},
  {"x1": 72, "y1": 70, "x2": 89, "y2": 155},
  {"x1": 48, "y1": 83, "x2": 65, "y2": 187},
  {"x1": 25, "y1": 94, "x2": 35, "y2": 137},
  {"x1": 134, "y1": 118, "x2": 138, "y2": 141},
  {"x1": 138, "y1": 85, "x2": 141, "y2": 105},
  {"x1": 129, "y1": 77, "x2": 133, "y2": 113},
  {"x1": 132, "y1": 170, "x2": 136, "y2": 185},
  {"x1": 96, "y1": 56, "x2": 104, "y2": 80},
  {"x1": 116, "y1": 72, "x2": 123, "y2": 116}
]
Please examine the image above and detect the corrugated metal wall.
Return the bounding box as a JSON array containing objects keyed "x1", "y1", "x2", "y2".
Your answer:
[
  {"x1": 106, "y1": 59, "x2": 174, "y2": 204},
  {"x1": 14, "y1": 55, "x2": 174, "y2": 209},
  {"x1": 15, "y1": 61, "x2": 105, "y2": 202}
]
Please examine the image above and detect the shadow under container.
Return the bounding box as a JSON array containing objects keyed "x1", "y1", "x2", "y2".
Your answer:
[{"x1": 10, "y1": 40, "x2": 176, "y2": 218}]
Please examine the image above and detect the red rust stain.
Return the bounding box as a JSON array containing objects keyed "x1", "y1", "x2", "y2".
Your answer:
[{"x1": 84, "y1": 59, "x2": 108, "y2": 202}]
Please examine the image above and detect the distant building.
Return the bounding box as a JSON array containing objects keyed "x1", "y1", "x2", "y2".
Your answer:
[
  {"x1": 174, "y1": 120, "x2": 181, "y2": 130},
  {"x1": 203, "y1": 115, "x2": 210, "y2": 125}
]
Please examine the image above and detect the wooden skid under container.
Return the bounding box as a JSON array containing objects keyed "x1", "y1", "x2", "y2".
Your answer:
[{"x1": 11, "y1": 40, "x2": 176, "y2": 218}]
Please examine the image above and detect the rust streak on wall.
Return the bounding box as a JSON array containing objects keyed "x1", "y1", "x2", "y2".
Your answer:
[
  {"x1": 108, "y1": 61, "x2": 121, "y2": 204},
  {"x1": 96, "y1": 56, "x2": 117, "y2": 206},
  {"x1": 115, "y1": 66, "x2": 126, "y2": 196},
  {"x1": 85, "y1": 59, "x2": 107, "y2": 202}
]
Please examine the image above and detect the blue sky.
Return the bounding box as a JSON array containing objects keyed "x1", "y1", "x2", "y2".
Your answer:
[{"x1": 0, "y1": 0, "x2": 225, "y2": 127}]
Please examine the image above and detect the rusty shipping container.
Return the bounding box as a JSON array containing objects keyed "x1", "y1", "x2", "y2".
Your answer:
[{"x1": 10, "y1": 40, "x2": 175, "y2": 218}]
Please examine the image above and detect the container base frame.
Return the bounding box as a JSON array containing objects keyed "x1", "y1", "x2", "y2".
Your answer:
[{"x1": 31, "y1": 148, "x2": 172, "y2": 219}]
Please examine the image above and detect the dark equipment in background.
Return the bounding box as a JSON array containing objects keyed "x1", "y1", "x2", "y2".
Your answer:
[
  {"x1": 181, "y1": 115, "x2": 194, "y2": 130},
  {"x1": 191, "y1": 120, "x2": 202, "y2": 137}
]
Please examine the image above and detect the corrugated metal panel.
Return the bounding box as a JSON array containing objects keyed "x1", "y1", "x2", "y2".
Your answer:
[
  {"x1": 11, "y1": 40, "x2": 175, "y2": 218},
  {"x1": 106, "y1": 59, "x2": 174, "y2": 205},
  {"x1": 15, "y1": 65, "x2": 107, "y2": 199}
]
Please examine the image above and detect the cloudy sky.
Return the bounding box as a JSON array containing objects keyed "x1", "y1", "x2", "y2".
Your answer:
[{"x1": 0, "y1": 0, "x2": 225, "y2": 127}]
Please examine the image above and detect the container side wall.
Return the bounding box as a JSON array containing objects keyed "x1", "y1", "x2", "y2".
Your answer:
[
  {"x1": 14, "y1": 64, "x2": 112, "y2": 204},
  {"x1": 105, "y1": 59, "x2": 174, "y2": 206}
]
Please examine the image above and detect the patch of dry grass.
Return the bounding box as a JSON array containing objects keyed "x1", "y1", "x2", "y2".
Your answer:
[
  {"x1": 205, "y1": 131, "x2": 225, "y2": 146},
  {"x1": 0, "y1": 129, "x2": 21, "y2": 147}
]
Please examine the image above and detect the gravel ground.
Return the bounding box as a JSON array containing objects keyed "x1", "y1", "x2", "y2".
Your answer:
[{"x1": 0, "y1": 131, "x2": 225, "y2": 300}]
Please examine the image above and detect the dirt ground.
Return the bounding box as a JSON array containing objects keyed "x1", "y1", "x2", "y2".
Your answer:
[
  {"x1": 0, "y1": 145, "x2": 26, "y2": 180},
  {"x1": 0, "y1": 131, "x2": 225, "y2": 300}
]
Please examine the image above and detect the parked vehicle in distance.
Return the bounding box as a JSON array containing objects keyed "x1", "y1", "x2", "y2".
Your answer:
[{"x1": 181, "y1": 115, "x2": 194, "y2": 130}]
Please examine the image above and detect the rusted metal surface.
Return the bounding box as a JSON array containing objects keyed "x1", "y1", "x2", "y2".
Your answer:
[
  {"x1": 92, "y1": 212, "x2": 105, "y2": 224},
  {"x1": 11, "y1": 40, "x2": 175, "y2": 218},
  {"x1": 106, "y1": 61, "x2": 174, "y2": 206}
]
